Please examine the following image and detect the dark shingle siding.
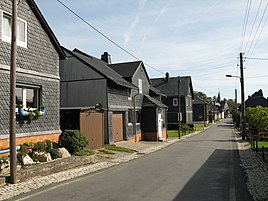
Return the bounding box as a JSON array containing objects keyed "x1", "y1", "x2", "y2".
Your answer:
[{"x1": 0, "y1": 0, "x2": 59, "y2": 76}]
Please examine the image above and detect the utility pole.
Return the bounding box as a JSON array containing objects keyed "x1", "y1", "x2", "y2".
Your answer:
[
  {"x1": 9, "y1": 0, "x2": 18, "y2": 184},
  {"x1": 178, "y1": 76, "x2": 181, "y2": 139},
  {"x1": 240, "y1": 52, "x2": 246, "y2": 141}
]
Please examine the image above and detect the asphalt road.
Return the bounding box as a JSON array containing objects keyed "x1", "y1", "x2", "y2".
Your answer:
[{"x1": 11, "y1": 119, "x2": 252, "y2": 201}]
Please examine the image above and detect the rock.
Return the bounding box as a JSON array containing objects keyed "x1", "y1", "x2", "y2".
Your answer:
[
  {"x1": 22, "y1": 154, "x2": 34, "y2": 166},
  {"x1": 32, "y1": 152, "x2": 52, "y2": 162},
  {"x1": 58, "y1": 148, "x2": 71, "y2": 158}
]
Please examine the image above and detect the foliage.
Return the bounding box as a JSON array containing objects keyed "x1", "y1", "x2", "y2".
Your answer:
[
  {"x1": 232, "y1": 111, "x2": 240, "y2": 128},
  {"x1": 49, "y1": 148, "x2": 61, "y2": 159},
  {"x1": 181, "y1": 124, "x2": 190, "y2": 132},
  {"x1": 104, "y1": 145, "x2": 136, "y2": 153},
  {"x1": 33, "y1": 141, "x2": 46, "y2": 152},
  {"x1": 98, "y1": 149, "x2": 115, "y2": 155},
  {"x1": 19, "y1": 144, "x2": 29, "y2": 156},
  {"x1": 59, "y1": 130, "x2": 88, "y2": 154},
  {"x1": 23, "y1": 142, "x2": 35, "y2": 149},
  {"x1": 227, "y1": 99, "x2": 236, "y2": 112},
  {"x1": 45, "y1": 140, "x2": 53, "y2": 152},
  {"x1": 74, "y1": 149, "x2": 95, "y2": 156},
  {"x1": 194, "y1": 91, "x2": 208, "y2": 102},
  {"x1": 246, "y1": 106, "x2": 268, "y2": 132}
]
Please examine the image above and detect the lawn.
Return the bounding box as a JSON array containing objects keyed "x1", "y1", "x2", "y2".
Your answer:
[
  {"x1": 167, "y1": 124, "x2": 208, "y2": 138},
  {"x1": 255, "y1": 140, "x2": 268, "y2": 149}
]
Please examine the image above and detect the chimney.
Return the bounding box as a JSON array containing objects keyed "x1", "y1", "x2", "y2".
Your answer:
[
  {"x1": 165, "y1": 72, "x2": 169, "y2": 82},
  {"x1": 101, "y1": 52, "x2": 111, "y2": 64}
]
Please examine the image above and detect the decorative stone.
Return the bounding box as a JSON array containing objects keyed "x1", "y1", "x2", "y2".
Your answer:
[
  {"x1": 32, "y1": 152, "x2": 52, "y2": 162},
  {"x1": 22, "y1": 154, "x2": 34, "y2": 166},
  {"x1": 58, "y1": 148, "x2": 71, "y2": 158}
]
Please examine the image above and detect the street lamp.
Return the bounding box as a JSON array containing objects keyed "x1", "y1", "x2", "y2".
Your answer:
[{"x1": 226, "y1": 73, "x2": 246, "y2": 140}]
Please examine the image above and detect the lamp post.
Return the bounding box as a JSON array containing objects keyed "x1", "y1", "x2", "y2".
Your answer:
[{"x1": 226, "y1": 58, "x2": 246, "y2": 141}]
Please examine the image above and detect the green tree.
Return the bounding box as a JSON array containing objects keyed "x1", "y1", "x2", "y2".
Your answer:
[{"x1": 194, "y1": 91, "x2": 208, "y2": 101}]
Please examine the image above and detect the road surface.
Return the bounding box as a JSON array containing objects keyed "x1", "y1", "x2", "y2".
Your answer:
[{"x1": 10, "y1": 119, "x2": 252, "y2": 201}]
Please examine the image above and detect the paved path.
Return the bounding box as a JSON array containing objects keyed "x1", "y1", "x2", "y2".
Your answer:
[{"x1": 9, "y1": 119, "x2": 252, "y2": 201}]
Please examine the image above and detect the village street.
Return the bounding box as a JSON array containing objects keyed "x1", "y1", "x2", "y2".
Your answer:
[{"x1": 9, "y1": 119, "x2": 252, "y2": 201}]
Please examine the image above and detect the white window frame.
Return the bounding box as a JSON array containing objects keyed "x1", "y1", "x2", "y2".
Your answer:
[
  {"x1": 173, "y1": 98, "x2": 178, "y2": 106},
  {"x1": 16, "y1": 85, "x2": 40, "y2": 111},
  {"x1": 1, "y1": 11, "x2": 28, "y2": 48},
  {"x1": 138, "y1": 79, "x2": 142, "y2": 94}
]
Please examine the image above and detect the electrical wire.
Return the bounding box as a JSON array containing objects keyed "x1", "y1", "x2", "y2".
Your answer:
[
  {"x1": 239, "y1": 0, "x2": 252, "y2": 51},
  {"x1": 244, "y1": 0, "x2": 263, "y2": 52},
  {"x1": 55, "y1": 0, "x2": 165, "y2": 74}
]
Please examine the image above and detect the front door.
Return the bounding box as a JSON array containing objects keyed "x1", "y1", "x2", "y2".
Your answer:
[{"x1": 113, "y1": 113, "x2": 124, "y2": 142}]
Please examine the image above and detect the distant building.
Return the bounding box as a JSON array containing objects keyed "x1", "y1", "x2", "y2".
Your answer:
[{"x1": 245, "y1": 89, "x2": 268, "y2": 108}]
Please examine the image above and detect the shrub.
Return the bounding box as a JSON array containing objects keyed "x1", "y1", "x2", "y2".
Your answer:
[
  {"x1": 33, "y1": 141, "x2": 46, "y2": 152},
  {"x1": 59, "y1": 130, "x2": 88, "y2": 154},
  {"x1": 19, "y1": 144, "x2": 29, "y2": 156},
  {"x1": 49, "y1": 148, "x2": 61, "y2": 159},
  {"x1": 45, "y1": 140, "x2": 53, "y2": 152}
]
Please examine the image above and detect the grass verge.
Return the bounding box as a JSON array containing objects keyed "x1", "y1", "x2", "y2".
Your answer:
[{"x1": 104, "y1": 145, "x2": 136, "y2": 153}]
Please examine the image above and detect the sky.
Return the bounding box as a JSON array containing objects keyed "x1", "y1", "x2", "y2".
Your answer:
[{"x1": 34, "y1": 0, "x2": 268, "y2": 101}]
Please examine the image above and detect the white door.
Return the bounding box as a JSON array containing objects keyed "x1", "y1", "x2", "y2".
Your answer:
[{"x1": 158, "y1": 113, "x2": 163, "y2": 140}]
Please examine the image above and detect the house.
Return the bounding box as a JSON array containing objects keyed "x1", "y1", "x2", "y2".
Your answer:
[
  {"x1": 108, "y1": 60, "x2": 168, "y2": 141},
  {"x1": 0, "y1": 0, "x2": 65, "y2": 149},
  {"x1": 245, "y1": 89, "x2": 268, "y2": 108},
  {"x1": 193, "y1": 96, "x2": 209, "y2": 125},
  {"x1": 151, "y1": 73, "x2": 194, "y2": 130},
  {"x1": 60, "y1": 48, "x2": 138, "y2": 149}
]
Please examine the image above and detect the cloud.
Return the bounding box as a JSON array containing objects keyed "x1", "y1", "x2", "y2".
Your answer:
[{"x1": 124, "y1": 0, "x2": 147, "y2": 46}]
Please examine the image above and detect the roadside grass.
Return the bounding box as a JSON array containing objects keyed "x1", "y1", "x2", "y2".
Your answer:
[
  {"x1": 168, "y1": 123, "x2": 208, "y2": 138},
  {"x1": 256, "y1": 140, "x2": 268, "y2": 149},
  {"x1": 74, "y1": 148, "x2": 95, "y2": 156},
  {"x1": 98, "y1": 149, "x2": 115, "y2": 155},
  {"x1": 104, "y1": 144, "x2": 136, "y2": 153}
]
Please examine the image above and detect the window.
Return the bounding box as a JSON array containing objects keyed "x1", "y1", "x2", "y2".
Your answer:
[
  {"x1": 173, "y1": 98, "x2": 178, "y2": 106},
  {"x1": 128, "y1": 109, "x2": 133, "y2": 124},
  {"x1": 16, "y1": 85, "x2": 40, "y2": 109},
  {"x1": 128, "y1": 88, "x2": 132, "y2": 100},
  {"x1": 136, "y1": 110, "x2": 141, "y2": 124},
  {"x1": 2, "y1": 12, "x2": 27, "y2": 48},
  {"x1": 138, "y1": 79, "x2": 142, "y2": 94}
]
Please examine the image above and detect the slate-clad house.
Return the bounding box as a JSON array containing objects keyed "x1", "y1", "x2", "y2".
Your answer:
[
  {"x1": 193, "y1": 96, "x2": 209, "y2": 124},
  {"x1": 108, "y1": 61, "x2": 168, "y2": 141},
  {"x1": 60, "y1": 48, "x2": 138, "y2": 149},
  {"x1": 245, "y1": 89, "x2": 268, "y2": 108},
  {"x1": 151, "y1": 73, "x2": 194, "y2": 130},
  {"x1": 0, "y1": 0, "x2": 65, "y2": 149}
]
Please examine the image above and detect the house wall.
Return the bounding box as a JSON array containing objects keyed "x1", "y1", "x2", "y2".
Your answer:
[
  {"x1": 0, "y1": 0, "x2": 61, "y2": 148},
  {"x1": 60, "y1": 57, "x2": 107, "y2": 108}
]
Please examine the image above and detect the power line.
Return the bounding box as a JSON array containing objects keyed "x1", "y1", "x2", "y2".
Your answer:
[
  {"x1": 239, "y1": 0, "x2": 252, "y2": 51},
  {"x1": 245, "y1": 57, "x2": 268, "y2": 60},
  {"x1": 244, "y1": 0, "x2": 263, "y2": 52},
  {"x1": 55, "y1": 0, "x2": 165, "y2": 75},
  {"x1": 246, "y1": 0, "x2": 268, "y2": 54}
]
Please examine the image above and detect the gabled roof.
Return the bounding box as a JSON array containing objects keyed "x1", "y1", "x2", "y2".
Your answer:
[
  {"x1": 62, "y1": 47, "x2": 137, "y2": 90},
  {"x1": 245, "y1": 89, "x2": 268, "y2": 107},
  {"x1": 26, "y1": 0, "x2": 65, "y2": 59},
  {"x1": 149, "y1": 85, "x2": 167, "y2": 98},
  {"x1": 151, "y1": 76, "x2": 194, "y2": 98},
  {"x1": 193, "y1": 96, "x2": 208, "y2": 105},
  {"x1": 143, "y1": 95, "x2": 168, "y2": 108},
  {"x1": 109, "y1": 61, "x2": 151, "y2": 84}
]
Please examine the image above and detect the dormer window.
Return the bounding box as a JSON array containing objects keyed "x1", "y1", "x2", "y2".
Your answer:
[{"x1": 2, "y1": 11, "x2": 27, "y2": 48}]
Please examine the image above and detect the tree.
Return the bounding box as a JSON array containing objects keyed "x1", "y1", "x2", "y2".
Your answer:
[
  {"x1": 227, "y1": 99, "x2": 235, "y2": 112},
  {"x1": 194, "y1": 91, "x2": 208, "y2": 101}
]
